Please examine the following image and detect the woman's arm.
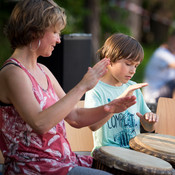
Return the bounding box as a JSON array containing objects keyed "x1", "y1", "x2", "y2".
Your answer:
[
  {"x1": 2, "y1": 58, "x2": 111, "y2": 134},
  {"x1": 65, "y1": 96, "x2": 136, "y2": 129}
]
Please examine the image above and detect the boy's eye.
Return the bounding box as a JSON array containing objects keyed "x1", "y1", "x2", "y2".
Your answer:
[
  {"x1": 126, "y1": 62, "x2": 131, "y2": 66},
  {"x1": 125, "y1": 61, "x2": 140, "y2": 68}
]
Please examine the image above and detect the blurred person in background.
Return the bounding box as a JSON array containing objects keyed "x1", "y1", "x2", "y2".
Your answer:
[{"x1": 143, "y1": 30, "x2": 175, "y2": 103}]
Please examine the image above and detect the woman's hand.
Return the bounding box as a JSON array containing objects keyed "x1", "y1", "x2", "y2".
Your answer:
[
  {"x1": 104, "y1": 95, "x2": 136, "y2": 113},
  {"x1": 87, "y1": 95, "x2": 136, "y2": 131},
  {"x1": 103, "y1": 83, "x2": 148, "y2": 113},
  {"x1": 119, "y1": 83, "x2": 148, "y2": 98},
  {"x1": 79, "y1": 58, "x2": 110, "y2": 91}
]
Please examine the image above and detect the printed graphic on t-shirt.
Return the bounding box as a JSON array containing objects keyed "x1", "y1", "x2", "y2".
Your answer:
[
  {"x1": 107, "y1": 98, "x2": 137, "y2": 147},
  {"x1": 107, "y1": 111, "x2": 137, "y2": 147}
]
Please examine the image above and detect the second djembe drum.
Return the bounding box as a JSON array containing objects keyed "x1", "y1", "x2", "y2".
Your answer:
[{"x1": 92, "y1": 146, "x2": 174, "y2": 175}]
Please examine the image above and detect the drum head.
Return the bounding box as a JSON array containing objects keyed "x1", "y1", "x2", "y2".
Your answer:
[
  {"x1": 129, "y1": 133, "x2": 175, "y2": 166},
  {"x1": 93, "y1": 146, "x2": 173, "y2": 175}
]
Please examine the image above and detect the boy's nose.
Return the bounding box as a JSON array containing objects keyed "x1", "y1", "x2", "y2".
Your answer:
[{"x1": 130, "y1": 67, "x2": 136, "y2": 74}]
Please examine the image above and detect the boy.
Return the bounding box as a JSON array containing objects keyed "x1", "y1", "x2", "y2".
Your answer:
[{"x1": 85, "y1": 33, "x2": 158, "y2": 151}]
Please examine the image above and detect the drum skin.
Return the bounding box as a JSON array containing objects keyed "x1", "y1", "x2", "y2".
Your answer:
[
  {"x1": 129, "y1": 133, "x2": 175, "y2": 168},
  {"x1": 92, "y1": 146, "x2": 174, "y2": 175}
]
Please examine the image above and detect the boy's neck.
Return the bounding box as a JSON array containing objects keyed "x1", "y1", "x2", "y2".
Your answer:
[{"x1": 100, "y1": 74, "x2": 123, "y2": 87}]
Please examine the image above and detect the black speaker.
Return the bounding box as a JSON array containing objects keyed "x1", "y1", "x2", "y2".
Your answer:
[{"x1": 38, "y1": 33, "x2": 93, "y2": 95}]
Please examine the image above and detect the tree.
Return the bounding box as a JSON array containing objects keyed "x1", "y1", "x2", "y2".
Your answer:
[
  {"x1": 127, "y1": 0, "x2": 143, "y2": 41},
  {"x1": 56, "y1": 0, "x2": 130, "y2": 64},
  {"x1": 142, "y1": 0, "x2": 175, "y2": 44},
  {"x1": 84, "y1": 0, "x2": 101, "y2": 63}
]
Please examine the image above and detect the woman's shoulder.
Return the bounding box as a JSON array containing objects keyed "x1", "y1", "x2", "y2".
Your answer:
[
  {"x1": 0, "y1": 61, "x2": 33, "y2": 97},
  {"x1": 38, "y1": 63, "x2": 53, "y2": 77},
  {"x1": 0, "y1": 60, "x2": 31, "y2": 104},
  {"x1": 0, "y1": 61, "x2": 24, "y2": 79}
]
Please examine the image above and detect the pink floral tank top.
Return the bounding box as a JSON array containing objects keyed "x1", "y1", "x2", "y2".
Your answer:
[{"x1": 0, "y1": 58, "x2": 93, "y2": 175}]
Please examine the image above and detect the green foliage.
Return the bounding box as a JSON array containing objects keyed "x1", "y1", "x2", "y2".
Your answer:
[
  {"x1": 55, "y1": 0, "x2": 131, "y2": 43},
  {"x1": 100, "y1": 3, "x2": 130, "y2": 35},
  {"x1": 132, "y1": 44, "x2": 158, "y2": 83},
  {"x1": 0, "y1": 3, "x2": 13, "y2": 66},
  {"x1": 0, "y1": 0, "x2": 158, "y2": 79},
  {"x1": 55, "y1": 0, "x2": 88, "y2": 34},
  {"x1": 0, "y1": 36, "x2": 12, "y2": 66}
]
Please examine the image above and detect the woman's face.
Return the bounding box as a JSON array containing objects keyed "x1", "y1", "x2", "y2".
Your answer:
[{"x1": 39, "y1": 26, "x2": 61, "y2": 57}]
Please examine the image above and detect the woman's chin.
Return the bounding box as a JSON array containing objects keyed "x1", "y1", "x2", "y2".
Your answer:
[{"x1": 41, "y1": 53, "x2": 52, "y2": 58}]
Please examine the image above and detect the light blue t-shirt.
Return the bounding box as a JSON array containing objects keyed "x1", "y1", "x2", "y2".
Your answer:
[{"x1": 84, "y1": 80, "x2": 150, "y2": 151}]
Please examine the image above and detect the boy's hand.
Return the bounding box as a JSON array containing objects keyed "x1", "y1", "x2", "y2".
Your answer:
[
  {"x1": 119, "y1": 83, "x2": 148, "y2": 98},
  {"x1": 136, "y1": 112, "x2": 159, "y2": 123}
]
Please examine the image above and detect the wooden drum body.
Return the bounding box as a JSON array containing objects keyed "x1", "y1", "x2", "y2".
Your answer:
[
  {"x1": 92, "y1": 146, "x2": 174, "y2": 175},
  {"x1": 129, "y1": 133, "x2": 175, "y2": 168}
]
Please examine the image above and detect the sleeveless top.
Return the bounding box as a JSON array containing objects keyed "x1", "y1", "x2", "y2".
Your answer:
[{"x1": 0, "y1": 58, "x2": 93, "y2": 175}]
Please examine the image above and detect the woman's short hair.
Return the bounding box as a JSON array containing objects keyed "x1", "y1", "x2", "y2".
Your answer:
[
  {"x1": 5, "y1": 0, "x2": 67, "y2": 49},
  {"x1": 98, "y1": 33, "x2": 144, "y2": 63}
]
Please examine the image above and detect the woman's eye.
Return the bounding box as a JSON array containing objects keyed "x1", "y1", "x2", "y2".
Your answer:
[{"x1": 54, "y1": 30, "x2": 60, "y2": 34}]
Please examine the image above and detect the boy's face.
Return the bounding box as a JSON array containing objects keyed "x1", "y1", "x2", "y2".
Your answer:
[{"x1": 108, "y1": 59, "x2": 140, "y2": 86}]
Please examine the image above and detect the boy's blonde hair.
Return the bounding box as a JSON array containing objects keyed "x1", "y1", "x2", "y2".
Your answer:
[
  {"x1": 98, "y1": 33, "x2": 144, "y2": 63},
  {"x1": 5, "y1": 0, "x2": 67, "y2": 49}
]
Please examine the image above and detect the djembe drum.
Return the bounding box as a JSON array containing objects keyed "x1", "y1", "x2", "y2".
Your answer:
[
  {"x1": 92, "y1": 146, "x2": 174, "y2": 175},
  {"x1": 129, "y1": 133, "x2": 175, "y2": 168}
]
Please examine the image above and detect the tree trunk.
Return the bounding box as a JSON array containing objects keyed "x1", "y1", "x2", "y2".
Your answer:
[
  {"x1": 85, "y1": 0, "x2": 101, "y2": 64},
  {"x1": 127, "y1": 0, "x2": 142, "y2": 41}
]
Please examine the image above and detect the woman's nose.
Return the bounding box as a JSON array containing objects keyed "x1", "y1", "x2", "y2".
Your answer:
[{"x1": 56, "y1": 35, "x2": 61, "y2": 44}]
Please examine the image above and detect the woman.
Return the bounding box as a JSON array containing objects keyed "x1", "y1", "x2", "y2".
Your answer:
[{"x1": 0, "y1": 0, "x2": 136, "y2": 174}]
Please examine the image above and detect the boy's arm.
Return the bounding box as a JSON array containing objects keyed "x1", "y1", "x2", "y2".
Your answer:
[
  {"x1": 88, "y1": 83, "x2": 149, "y2": 131},
  {"x1": 118, "y1": 83, "x2": 148, "y2": 98}
]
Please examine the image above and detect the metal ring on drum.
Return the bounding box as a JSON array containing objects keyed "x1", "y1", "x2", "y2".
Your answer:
[{"x1": 92, "y1": 146, "x2": 174, "y2": 175}]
